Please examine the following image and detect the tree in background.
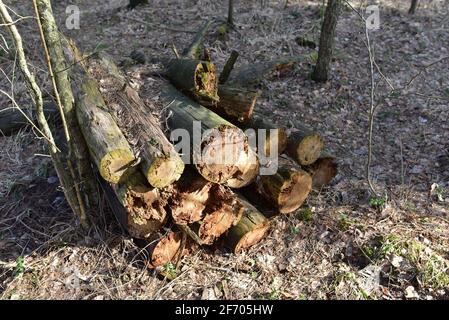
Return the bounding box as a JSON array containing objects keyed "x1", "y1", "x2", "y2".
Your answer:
[
  {"x1": 311, "y1": 0, "x2": 341, "y2": 82},
  {"x1": 409, "y1": 0, "x2": 419, "y2": 14}
]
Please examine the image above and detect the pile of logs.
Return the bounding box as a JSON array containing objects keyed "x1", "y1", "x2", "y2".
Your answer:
[{"x1": 60, "y1": 26, "x2": 338, "y2": 273}]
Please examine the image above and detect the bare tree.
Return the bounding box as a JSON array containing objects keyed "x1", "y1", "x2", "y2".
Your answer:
[
  {"x1": 311, "y1": 0, "x2": 341, "y2": 82},
  {"x1": 409, "y1": 0, "x2": 419, "y2": 14}
]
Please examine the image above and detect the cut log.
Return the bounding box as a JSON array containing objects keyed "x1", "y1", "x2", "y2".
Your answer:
[
  {"x1": 224, "y1": 196, "x2": 270, "y2": 253},
  {"x1": 166, "y1": 58, "x2": 219, "y2": 106},
  {"x1": 304, "y1": 153, "x2": 337, "y2": 188},
  {"x1": 0, "y1": 102, "x2": 58, "y2": 135},
  {"x1": 163, "y1": 85, "x2": 252, "y2": 184},
  {"x1": 257, "y1": 167, "x2": 312, "y2": 214},
  {"x1": 197, "y1": 186, "x2": 243, "y2": 245},
  {"x1": 170, "y1": 171, "x2": 214, "y2": 225},
  {"x1": 86, "y1": 53, "x2": 185, "y2": 188},
  {"x1": 286, "y1": 127, "x2": 324, "y2": 166},
  {"x1": 227, "y1": 57, "x2": 302, "y2": 87},
  {"x1": 115, "y1": 171, "x2": 168, "y2": 239},
  {"x1": 143, "y1": 231, "x2": 191, "y2": 269},
  {"x1": 212, "y1": 85, "x2": 259, "y2": 123},
  {"x1": 244, "y1": 113, "x2": 288, "y2": 157},
  {"x1": 225, "y1": 146, "x2": 259, "y2": 188},
  {"x1": 99, "y1": 174, "x2": 167, "y2": 239},
  {"x1": 75, "y1": 78, "x2": 136, "y2": 184}
]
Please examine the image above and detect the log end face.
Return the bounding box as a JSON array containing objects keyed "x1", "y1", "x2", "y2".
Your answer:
[
  {"x1": 234, "y1": 223, "x2": 270, "y2": 254},
  {"x1": 99, "y1": 149, "x2": 136, "y2": 184},
  {"x1": 278, "y1": 170, "x2": 312, "y2": 214},
  {"x1": 149, "y1": 232, "x2": 183, "y2": 268},
  {"x1": 296, "y1": 135, "x2": 324, "y2": 166},
  {"x1": 145, "y1": 156, "x2": 185, "y2": 188}
]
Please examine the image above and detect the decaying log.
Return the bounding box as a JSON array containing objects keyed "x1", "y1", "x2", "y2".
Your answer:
[
  {"x1": 303, "y1": 153, "x2": 337, "y2": 188},
  {"x1": 166, "y1": 58, "x2": 219, "y2": 106},
  {"x1": 170, "y1": 170, "x2": 213, "y2": 225},
  {"x1": 115, "y1": 171, "x2": 168, "y2": 238},
  {"x1": 0, "y1": 102, "x2": 57, "y2": 135},
  {"x1": 286, "y1": 126, "x2": 324, "y2": 166},
  {"x1": 99, "y1": 174, "x2": 166, "y2": 239},
  {"x1": 223, "y1": 196, "x2": 270, "y2": 253},
  {"x1": 163, "y1": 85, "x2": 252, "y2": 184},
  {"x1": 212, "y1": 85, "x2": 259, "y2": 123},
  {"x1": 227, "y1": 57, "x2": 302, "y2": 87},
  {"x1": 86, "y1": 53, "x2": 185, "y2": 188},
  {"x1": 225, "y1": 146, "x2": 259, "y2": 188},
  {"x1": 257, "y1": 166, "x2": 312, "y2": 214},
  {"x1": 244, "y1": 113, "x2": 288, "y2": 157},
  {"x1": 75, "y1": 78, "x2": 136, "y2": 184},
  {"x1": 196, "y1": 186, "x2": 243, "y2": 245}
]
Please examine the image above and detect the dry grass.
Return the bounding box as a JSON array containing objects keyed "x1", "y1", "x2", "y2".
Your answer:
[{"x1": 1, "y1": 0, "x2": 448, "y2": 300}]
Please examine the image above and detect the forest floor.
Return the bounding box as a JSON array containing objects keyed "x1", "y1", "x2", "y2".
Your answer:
[{"x1": 0, "y1": 0, "x2": 448, "y2": 300}]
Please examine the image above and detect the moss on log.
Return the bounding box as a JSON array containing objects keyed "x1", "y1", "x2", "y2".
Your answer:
[
  {"x1": 87, "y1": 53, "x2": 185, "y2": 188},
  {"x1": 75, "y1": 78, "x2": 136, "y2": 184},
  {"x1": 166, "y1": 59, "x2": 219, "y2": 106}
]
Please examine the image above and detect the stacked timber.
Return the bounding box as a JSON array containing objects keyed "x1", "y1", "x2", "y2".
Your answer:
[{"x1": 61, "y1": 24, "x2": 338, "y2": 273}]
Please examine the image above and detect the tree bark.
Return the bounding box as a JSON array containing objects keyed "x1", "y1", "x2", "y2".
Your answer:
[
  {"x1": 34, "y1": 0, "x2": 98, "y2": 210},
  {"x1": 257, "y1": 166, "x2": 312, "y2": 214},
  {"x1": 286, "y1": 126, "x2": 324, "y2": 165},
  {"x1": 311, "y1": 0, "x2": 341, "y2": 82},
  {"x1": 213, "y1": 85, "x2": 259, "y2": 123},
  {"x1": 243, "y1": 113, "x2": 288, "y2": 157},
  {"x1": 85, "y1": 53, "x2": 185, "y2": 188},
  {"x1": 163, "y1": 84, "x2": 252, "y2": 184},
  {"x1": 223, "y1": 196, "x2": 270, "y2": 253}
]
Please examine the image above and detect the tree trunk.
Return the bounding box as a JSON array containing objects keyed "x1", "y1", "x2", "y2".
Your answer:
[
  {"x1": 34, "y1": 0, "x2": 98, "y2": 210},
  {"x1": 257, "y1": 167, "x2": 312, "y2": 214},
  {"x1": 75, "y1": 78, "x2": 136, "y2": 184},
  {"x1": 286, "y1": 126, "x2": 324, "y2": 165},
  {"x1": 312, "y1": 0, "x2": 340, "y2": 82},
  {"x1": 409, "y1": 0, "x2": 418, "y2": 14},
  {"x1": 163, "y1": 84, "x2": 252, "y2": 184},
  {"x1": 223, "y1": 196, "x2": 270, "y2": 253},
  {"x1": 225, "y1": 147, "x2": 259, "y2": 188},
  {"x1": 85, "y1": 53, "x2": 185, "y2": 188},
  {"x1": 227, "y1": 0, "x2": 234, "y2": 26}
]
